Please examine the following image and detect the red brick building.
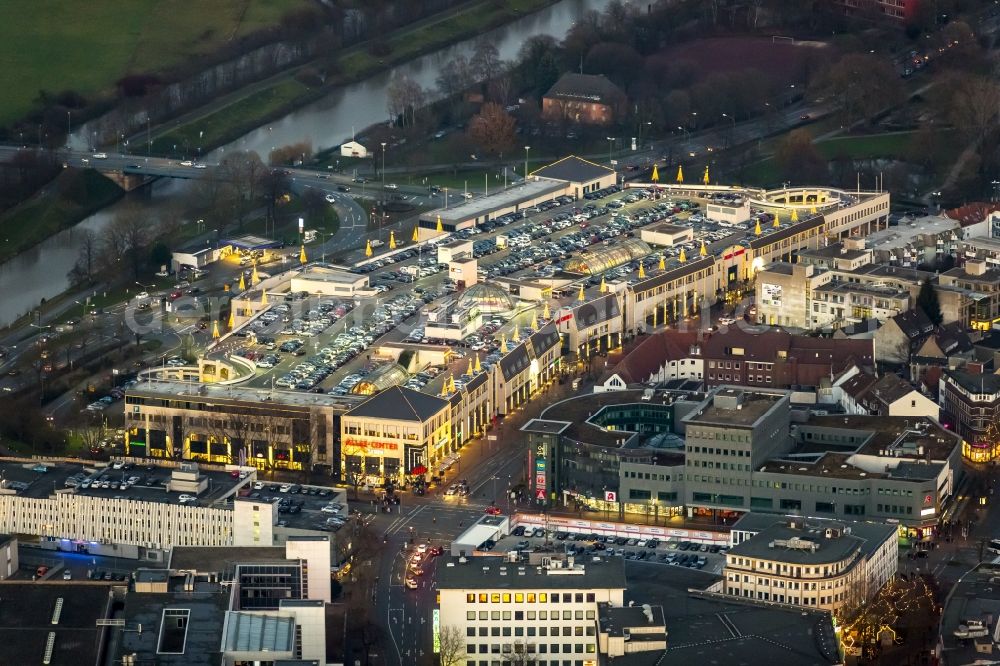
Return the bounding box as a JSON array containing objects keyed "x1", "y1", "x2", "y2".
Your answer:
[
  {"x1": 702, "y1": 327, "x2": 874, "y2": 389},
  {"x1": 828, "y1": 0, "x2": 919, "y2": 23},
  {"x1": 542, "y1": 73, "x2": 626, "y2": 126}
]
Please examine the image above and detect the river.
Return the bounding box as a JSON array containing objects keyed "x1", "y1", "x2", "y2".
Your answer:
[{"x1": 0, "y1": 0, "x2": 612, "y2": 327}]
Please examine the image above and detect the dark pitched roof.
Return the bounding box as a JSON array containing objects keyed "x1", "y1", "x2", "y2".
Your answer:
[
  {"x1": 632, "y1": 257, "x2": 714, "y2": 296},
  {"x1": 701, "y1": 328, "x2": 874, "y2": 374},
  {"x1": 499, "y1": 343, "x2": 532, "y2": 381},
  {"x1": 572, "y1": 293, "x2": 621, "y2": 329},
  {"x1": 544, "y1": 73, "x2": 625, "y2": 104},
  {"x1": 891, "y1": 309, "x2": 934, "y2": 340},
  {"x1": 840, "y1": 371, "x2": 877, "y2": 401},
  {"x1": 528, "y1": 322, "x2": 561, "y2": 357},
  {"x1": 933, "y1": 321, "x2": 973, "y2": 356},
  {"x1": 345, "y1": 385, "x2": 448, "y2": 421},
  {"x1": 867, "y1": 374, "x2": 919, "y2": 407},
  {"x1": 531, "y1": 155, "x2": 615, "y2": 184},
  {"x1": 944, "y1": 369, "x2": 1000, "y2": 395},
  {"x1": 600, "y1": 330, "x2": 699, "y2": 385}
]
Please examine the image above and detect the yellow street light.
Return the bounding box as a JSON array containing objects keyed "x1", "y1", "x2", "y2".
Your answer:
[
  {"x1": 212, "y1": 320, "x2": 220, "y2": 339},
  {"x1": 299, "y1": 245, "x2": 307, "y2": 265},
  {"x1": 638, "y1": 263, "x2": 646, "y2": 279},
  {"x1": 700, "y1": 241, "x2": 707, "y2": 257},
  {"x1": 238, "y1": 273, "x2": 246, "y2": 291},
  {"x1": 365, "y1": 239, "x2": 373, "y2": 258},
  {"x1": 651, "y1": 164, "x2": 659, "y2": 183},
  {"x1": 702, "y1": 165, "x2": 710, "y2": 185},
  {"x1": 389, "y1": 230, "x2": 396, "y2": 250},
  {"x1": 658, "y1": 255, "x2": 666, "y2": 271},
  {"x1": 679, "y1": 248, "x2": 687, "y2": 263},
  {"x1": 676, "y1": 165, "x2": 684, "y2": 183}
]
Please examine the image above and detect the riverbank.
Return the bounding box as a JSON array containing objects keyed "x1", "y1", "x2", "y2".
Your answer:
[
  {"x1": 0, "y1": 169, "x2": 123, "y2": 264},
  {"x1": 148, "y1": 0, "x2": 559, "y2": 158}
]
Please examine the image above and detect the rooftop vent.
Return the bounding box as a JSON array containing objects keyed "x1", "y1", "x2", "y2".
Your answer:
[{"x1": 50, "y1": 598, "x2": 64, "y2": 625}]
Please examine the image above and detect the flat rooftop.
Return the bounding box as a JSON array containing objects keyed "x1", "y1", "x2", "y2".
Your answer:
[
  {"x1": 728, "y1": 520, "x2": 894, "y2": 565},
  {"x1": 536, "y1": 390, "x2": 672, "y2": 448},
  {"x1": 73, "y1": 463, "x2": 243, "y2": 506},
  {"x1": 116, "y1": 576, "x2": 231, "y2": 665},
  {"x1": 762, "y1": 415, "x2": 958, "y2": 480},
  {"x1": 0, "y1": 583, "x2": 109, "y2": 666},
  {"x1": 866, "y1": 215, "x2": 958, "y2": 251},
  {"x1": 426, "y1": 179, "x2": 565, "y2": 224},
  {"x1": 940, "y1": 562, "x2": 1000, "y2": 665},
  {"x1": 798, "y1": 242, "x2": 869, "y2": 261},
  {"x1": 436, "y1": 555, "x2": 627, "y2": 591},
  {"x1": 0, "y1": 460, "x2": 92, "y2": 499},
  {"x1": 295, "y1": 266, "x2": 367, "y2": 284},
  {"x1": 624, "y1": 563, "x2": 841, "y2": 666},
  {"x1": 684, "y1": 388, "x2": 787, "y2": 428},
  {"x1": 170, "y1": 546, "x2": 286, "y2": 572},
  {"x1": 127, "y1": 379, "x2": 361, "y2": 410}
]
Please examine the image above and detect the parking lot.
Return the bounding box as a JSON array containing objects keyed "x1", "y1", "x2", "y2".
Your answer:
[
  {"x1": 489, "y1": 526, "x2": 728, "y2": 575},
  {"x1": 241, "y1": 481, "x2": 351, "y2": 533},
  {"x1": 209, "y1": 184, "x2": 757, "y2": 401}
]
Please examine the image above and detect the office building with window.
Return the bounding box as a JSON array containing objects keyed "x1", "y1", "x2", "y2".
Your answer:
[
  {"x1": 124, "y1": 381, "x2": 356, "y2": 471},
  {"x1": 523, "y1": 386, "x2": 961, "y2": 540},
  {"x1": 436, "y1": 554, "x2": 628, "y2": 666},
  {"x1": 724, "y1": 515, "x2": 898, "y2": 613}
]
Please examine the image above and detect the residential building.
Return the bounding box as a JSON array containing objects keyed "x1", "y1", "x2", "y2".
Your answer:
[
  {"x1": 874, "y1": 308, "x2": 935, "y2": 365},
  {"x1": 839, "y1": 371, "x2": 939, "y2": 419},
  {"x1": 436, "y1": 553, "x2": 626, "y2": 664},
  {"x1": 939, "y1": 260, "x2": 1000, "y2": 331},
  {"x1": 701, "y1": 327, "x2": 874, "y2": 391},
  {"x1": 724, "y1": 515, "x2": 898, "y2": 613},
  {"x1": 597, "y1": 330, "x2": 702, "y2": 392},
  {"x1": 938, "y1": 369, "x2": 1000, "y2": 462},
  {"x1": 755, "y1": 262, "x2": 834, "y2": 328},
  {"x1": 542, "y1": 73, "x2": 627, "y2": 125}
]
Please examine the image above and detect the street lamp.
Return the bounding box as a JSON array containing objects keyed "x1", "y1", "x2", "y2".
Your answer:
[
  {"x1": 380, "y1": 142, "x2": 387, "y2": 194},
  {"x1": 524, "y1": 146, "x2": 530, "y2": 182},
  {"x1": 606, "y1": 137, "x2": 614, "y2": 167}
]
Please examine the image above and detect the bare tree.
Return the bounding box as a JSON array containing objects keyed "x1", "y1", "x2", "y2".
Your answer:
[
  {"x1": 470, "y1": 39, "x2": 502, "y2": 81},
  {"x1": 436, "y1": 54, "x2": 476, "y2": 99},
  {"x1": 218, "y1": 151, "x2": 267, "y2": 229},
  {"x1": 438, "y1": 625, "x2": 466, "y2": 666},
  {"x1": 815, "y1": 53, "x2": 903, "y2": 126},
  {"x1": 259, "y1": 168, "x2": 290, "y2": 233},
  {"x1": 268, "y1": 141, "x2": 314, "y2": 167},
  {"x1": 488, "y1": 69, "x2": 514, "y2": 105},
  {"x1": 467, "y1": 102, "x2": 516, "y2": 157},
  {"x1": 68, "y1": 228, "x2": 99, "y2": 285},
  {"x1": 100, "y1": 204, "x2": 149, "y2": 280},
  {"x1": 386, "y1": 73, "x2": 425, "y2": 127}
]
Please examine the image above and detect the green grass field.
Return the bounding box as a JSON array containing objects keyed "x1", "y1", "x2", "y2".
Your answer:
[
  {"x1": 741, "y1": 130, "x2": 959, "y2": 187},
  {"x1": 336, "y1": 0, "x2": 553, "y2": 79},
  {"x1": 150, "y1": 78, "x2": 310, "y2": 156},
  {"x1": 0, "y1": 169, "x2": 123, "y2": 263},
  {"x1": 0, "y1": 0, "x2": 307, "y2": 127}
]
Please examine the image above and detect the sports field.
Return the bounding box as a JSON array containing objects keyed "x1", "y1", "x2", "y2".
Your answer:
[{"x1": 0, "y1": 0, "x2": 306, "y2": 127}]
